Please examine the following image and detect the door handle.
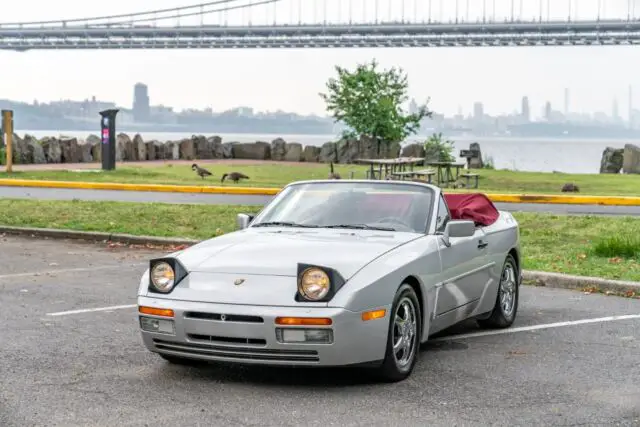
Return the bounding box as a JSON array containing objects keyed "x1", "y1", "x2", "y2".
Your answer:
[{"x1": 477, "y1": 240, "x2": 488, "y2": 249}]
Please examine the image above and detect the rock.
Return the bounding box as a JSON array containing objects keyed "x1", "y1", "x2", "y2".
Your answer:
[
  {"x1": 284, "y1": 143, "x2": 303, "y2": 162},
  {"x1": 622, "y1": 144, "x2": 640, "y2": 174},
  {"x1": 25, "y1": 135, "x2": 46, "y2": 164},
  {"x1": 468, "y1": 142, "x2": 484, "y2": 168},
  {"x1": 116, "y1": 133, "x2": 132, "y2": 162},
  {"x1": 222, "y1": 142, "x2": 233, "y2": 159},
  {"x1": 193, "y1": 135, "x2": 222, "y2": 159},
  {"x1": 561, "y1": 183, "x2": 579, "y2": 192},
  {"x1": 79, "y1": 142, "x2": 93, "y2": 163},
  {"x1": 302, "y1": 145, "x2": 321, "y2": 162},
  {"x1": 271, "y1": 138, "x2": 287, "y2": 161},
  {"x1": 133, "y1": 134, "x2": 146, "y2": 161},
  {"x1": 41, "y1": 137, "x2": 62, "y2": 163},
  {"x1": 179, "y1": 138, "x2": 195, "y2": 160},
  {"x1": 164, "y1": 141, "x2": 179, "y2": 160},
  {"x1": 400, "y1": 143, "x2": 425, "y2": 158},
  {"x1": 209, "y1": 136, "x2": 224, "y2": 159},
  {"x1": 152, "y1": 141, "x2": 163, "y2": 160},
  {"x1": 336, "y1": 139, "x2": 359, "y2": 164},
  {"x1": 60, "y1": 138, "x2": 82, "y2": 163},
  {"x1": 232, "y1": 141, "x2": 271, "y2": 160},
  {"x1": 11, "y1": 134, "x2": 30, "y2": 164},
  {"x1": 91, "y1": 142, "x2": 102, "y2": 162},
  {"x1": 86, "y1": 134, "x2": 101, "y2": 145},
  {"x1": 145, "y1": 141, "x2": 156, "y2": 161},
  {"x1": 599, "y1": 147, "x2": 624, "y2": 174},
  {"x1": 319, "y1": 142, "x2": 338, "y2": 163}
]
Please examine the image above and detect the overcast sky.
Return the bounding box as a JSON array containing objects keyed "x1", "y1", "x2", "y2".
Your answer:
[{"x1": 1, "y1": 0, "x2": 640, "y2": 118}]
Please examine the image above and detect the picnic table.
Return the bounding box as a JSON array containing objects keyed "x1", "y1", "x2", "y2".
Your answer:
[
  {"x1": 354, "y1": 157, "x2": 425, "y2": 180},
  {"x1": 424, "y1": 161, "x2": 467, "y2": 187}
]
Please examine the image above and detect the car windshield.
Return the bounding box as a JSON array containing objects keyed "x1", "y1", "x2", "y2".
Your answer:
[{"x1": 251, "y1": 181, "x2": 434, "y2": 233}]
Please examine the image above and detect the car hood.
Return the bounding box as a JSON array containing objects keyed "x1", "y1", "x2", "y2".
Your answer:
[{"x1": 175, "y1": 227, "x2": 421, "y2": 280}]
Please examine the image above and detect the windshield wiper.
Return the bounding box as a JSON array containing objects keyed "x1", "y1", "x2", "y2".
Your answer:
[
  {"x1": 252, "y1": 221, "x2": 319, "y2": 228},
  {"x1": 324, "y1": 224, "x2": 396, "y2": 231}
]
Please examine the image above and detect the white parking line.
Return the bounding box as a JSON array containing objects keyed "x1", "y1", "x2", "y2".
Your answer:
[
  {"x1": 46, "y1": 304, "x2": 136, "y2": 317},
  {"x1": 0, "y1": 263, "x2": 146, "y2": 280},
  {"x1": 433, "y1": 314, "x2": 640, "y2": 341}
]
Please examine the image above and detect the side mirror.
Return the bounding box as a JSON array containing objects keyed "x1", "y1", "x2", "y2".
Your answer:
[
  {"x1": 440, "y1": 220, "x2": 475, "y2": 247},
  {"x1": 236, "y1": 213, "x2": 254, "y2": 230}
]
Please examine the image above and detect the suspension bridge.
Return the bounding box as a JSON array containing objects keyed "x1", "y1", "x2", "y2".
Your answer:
[{"x1": 2, "y1": 0, "x2": 640, "y2": 50}]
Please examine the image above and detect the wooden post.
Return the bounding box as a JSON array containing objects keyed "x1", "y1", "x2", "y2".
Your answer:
[{"x1": 2, "y1": 109, "x2": 13, "y2": 173}]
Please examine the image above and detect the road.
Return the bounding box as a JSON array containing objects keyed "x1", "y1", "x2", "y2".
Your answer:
[
  {"x1": 1, "y1": 235, "x2": 639, "y2": 426},
  {"x1": 3, "y1": 185, "x2": 640, "y2": 215}
]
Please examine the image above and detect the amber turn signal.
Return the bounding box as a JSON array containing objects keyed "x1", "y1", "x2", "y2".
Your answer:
[
  {"x1": 361, "y1": 309, "x2": 386, "y2": 321},
  {"x1": 275, "y1": 317, "x2": 333, "y2": 326},
  {"x1": 139, "y1": 306, "x2": 175, "y2": 317}
]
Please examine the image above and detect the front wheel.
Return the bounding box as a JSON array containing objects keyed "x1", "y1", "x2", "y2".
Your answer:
[
  {"x1": 477, "y1": 254, "x2": 519, "y2": 329},
  {"x1": 377, "y1": 283, "x2": 422, "y2": 382}
]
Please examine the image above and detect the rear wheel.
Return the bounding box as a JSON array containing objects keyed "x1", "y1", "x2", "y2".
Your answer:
[
  {"x1": 477, "y1": 254, "x2": 519, "y2": 329},
  {"x1": 377, "y1": 284, "x2": 422, "y2": 382}
]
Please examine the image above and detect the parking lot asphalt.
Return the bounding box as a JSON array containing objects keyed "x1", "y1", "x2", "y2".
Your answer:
[{"x1": 1, "y1": 235, "x2": 639, "y2": 427}]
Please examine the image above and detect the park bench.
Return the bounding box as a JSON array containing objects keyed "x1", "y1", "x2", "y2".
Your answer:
[
  {"x1": 460, "y1": 172, "x2": 480, "y2": 189},
  {"x1": 389, "y1": 168, "x2": 436, "y2": 183}
]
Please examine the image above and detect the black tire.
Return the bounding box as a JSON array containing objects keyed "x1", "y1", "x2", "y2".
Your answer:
[
  {"x1": 377, "y1": 283, "x2": 422, "y2": 382},
  {"x1": 477, "y1": 254, "x2": 519, "y2": 329},
  {"x1": 159, "y1": 354, "x2": 206, "y2": 367}
]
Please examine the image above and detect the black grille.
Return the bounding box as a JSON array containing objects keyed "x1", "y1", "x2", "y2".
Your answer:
[
  {"x1": 184, "y1": 311, "x2": 264, "y2": 323},
  {"x1": 188, "y1": 334, "x2": 266, "y2": 346},
  {"x1": 152, "y1": 338, "x2": 320, "y2": 363}
]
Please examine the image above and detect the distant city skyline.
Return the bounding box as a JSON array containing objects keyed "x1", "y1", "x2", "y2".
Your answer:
[{"x1": 2, "y1": 0, "x2": 640, "y2": 118}]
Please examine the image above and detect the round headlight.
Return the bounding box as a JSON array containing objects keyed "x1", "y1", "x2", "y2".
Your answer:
[
  {"x1": 299, "y1": 268, "x2": 330, "y2": 300},
  {"x1": 150, "y1": 262, "x2": 175, "y2": 292}
]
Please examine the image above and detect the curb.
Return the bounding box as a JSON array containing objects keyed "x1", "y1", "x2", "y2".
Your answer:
[
  {"x1": 0, "y1": 225, "x2": 199, "y2": 246},
  {"x1": 0, "y1": 178, "x2": 282, "y2": 196},
  {"x1": 1, "y1": 225, "x2": 638, "y2": 297},
  {"x1": 522, "y1": 270, "x2": 639, "y2": 295},
  {"x1": 1, "y1": 178, "x2": 640, "y2": 206}
]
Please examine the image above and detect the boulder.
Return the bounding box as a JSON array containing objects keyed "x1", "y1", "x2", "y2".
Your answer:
[
  {"x1": 25, "y1": 135, "x2": 47, "y2": 164},
  {"x1": 60, "y1": 138, "x2": 82, "y2": 163},
  {"x1": 400, "y1": 143, "x2": 425, "y2": 158},
  {"x1": 356, "y1": 136, "x2": 400, "y2": 159},
  {"x1": 79, "y1": 141, "x2": 93, "y2": 163},
  {"x1": 284, "y1": 142, "x2": 303, "y2": 162},
  {"x1": 319, "y1": 142, "x2": 338, "y2": 163},
  {"x1": 622, "y1": 144, "x2": 640, "y2": 174},
  {"x1": 232, "y1": 141, "x2": 271, "y2": 160},
  {"x1": 41, "y1": 137, "x2": 62, "y2": 163},
  {"x1": 468, "y1": 142, "x2": 483, "y2": 169},
  {"x1": 179, "y1": 138, "x2": 195, "y2": 160},
  {"x1": 145, "y1": 140, "x2": 156, "y2": 160},
  {"x1": 222, "y1": 142, "x2": 234, "y2": 159},
  {"x1": 271, "y1": 138, "x2": 287, "y2": 161},
  {"x1": 11, "y1": 134, "x2": 29, "y2": 164},
  {"x1": 599, "y1": 147, "x2": 624, "y2": 174},
  {"x1": 164, "y1": 141, "x2": 179, "y2": 160},
  {"x1": 86, "y1": 134, "x2": 101, "y2": 145},
  {"x1": 91, "y1": 142, "x2": 102, "y2": 162},
  {"x1": 152, "y1": 141, "x2": 164, "y2": 160},
  {"x1": 193, "y1": 135, "x2": 222, "y2": 159},
  {"x1": 116, "y1": 133, "x2": 132, "y2": 161},
  {"x1": 336, "y1": 139, "x2": 359, "y2": 163},
  {"x1": 208, "y1": 136, "x2": 224, "y2": 159},
  {"x1": 302, "y1": 145, "x2": 321, "y2": 162},
  {"x1": 133, "y1": 134, "x2": 146, "y2": 161}
]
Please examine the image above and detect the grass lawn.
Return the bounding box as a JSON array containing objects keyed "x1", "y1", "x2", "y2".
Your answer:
[
  {"x1": 0, "y1": 198, "x2": 639, "y2": 282},
  {"x1": 1, "y1": 162, "x2": 640, "y2": 196}
]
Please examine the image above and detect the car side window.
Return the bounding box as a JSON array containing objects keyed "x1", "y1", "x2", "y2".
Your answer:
[{"x1": 435, "y1": 194, "x2": 450, "y2": 233}]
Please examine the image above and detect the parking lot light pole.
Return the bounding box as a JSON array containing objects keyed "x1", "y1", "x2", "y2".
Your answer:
[{"x1": 2, "y1": 109, "x2": 14, "y2": 173}]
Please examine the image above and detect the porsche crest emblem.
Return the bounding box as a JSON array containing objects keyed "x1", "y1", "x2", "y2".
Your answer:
[{"x1": 234, "y1": 278, "x2": 245, "y2": 286}]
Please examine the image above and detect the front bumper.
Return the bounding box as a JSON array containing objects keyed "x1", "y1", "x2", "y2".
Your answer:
[{"x1": 137, "y1": 296, "x2": 391, "y2": 367}]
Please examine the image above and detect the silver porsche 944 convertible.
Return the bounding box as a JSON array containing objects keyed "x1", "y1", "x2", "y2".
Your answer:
[{"x1": 137, "y1": 179, "x2": 522, "y2": 382}]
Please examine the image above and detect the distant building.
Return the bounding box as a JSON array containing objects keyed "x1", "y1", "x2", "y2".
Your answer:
[
  {"x1": 521, "y1": 96, "x2": 530, "y2": 122},
  {"x1": 133, "y1": 83, "x2": 150, "y2": 123}
]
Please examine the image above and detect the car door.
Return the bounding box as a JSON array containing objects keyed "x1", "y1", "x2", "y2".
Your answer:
[{"x1": 433, "y1": 193, "x2": 490, "y2": 318}]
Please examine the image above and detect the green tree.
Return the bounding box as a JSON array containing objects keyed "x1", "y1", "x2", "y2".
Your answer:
[
  {"x1": 319, "y1": 59, "x2": 432, "y2": 155},
  {"x1": 423, "y1": 132, "x2": 455, "y2": 163}
]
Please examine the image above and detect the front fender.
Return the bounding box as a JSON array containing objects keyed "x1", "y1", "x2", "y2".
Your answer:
[{"x1": 330, "y1": 235, "x2": 441, "y2": 316}]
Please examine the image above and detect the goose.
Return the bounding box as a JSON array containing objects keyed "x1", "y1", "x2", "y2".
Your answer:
[
  {"x1": 221, "y1": 172, "x2": 250, "y2": 183},
  {"x1": 192, "y1": 163, "x2": 212, "y2": 179}
]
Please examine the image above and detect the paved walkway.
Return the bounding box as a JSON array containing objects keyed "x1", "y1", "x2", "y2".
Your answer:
[{"x1": 2, "y1": 185, "x2": 640, "y2": 215}]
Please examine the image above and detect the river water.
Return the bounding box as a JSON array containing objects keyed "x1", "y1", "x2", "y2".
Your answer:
[{"x1": 16, "y1": 130, "x2": 640, "y2": 174}]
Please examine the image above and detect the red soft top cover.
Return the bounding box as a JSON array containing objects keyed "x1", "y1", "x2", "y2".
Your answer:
[{"x1": 443, "y1": 193, "x2": 500, "y2": 227}]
